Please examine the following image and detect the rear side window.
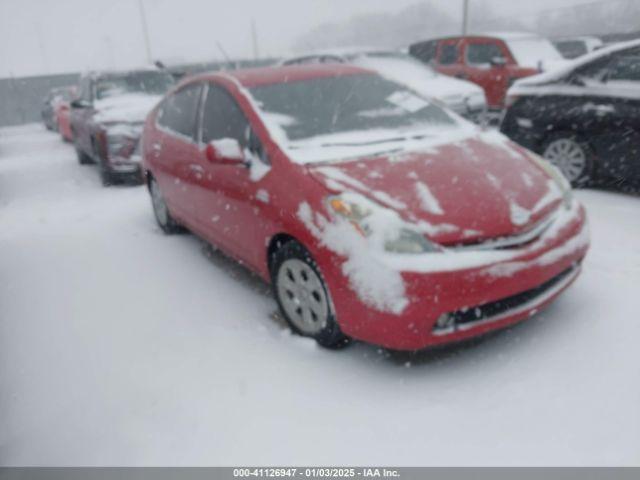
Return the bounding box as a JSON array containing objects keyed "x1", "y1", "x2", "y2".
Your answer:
[
  {"x1": 608, "y1": 55, "x2": 640, "y2": 82},
  {"x1": 157, "y1": 84, "x2": 202, "y2": 140},
  {"x1": 466, "y1": 43, "x2": 505, "y2": 66},
  {"x1": 201, "y1": 84, "x2": 250, "y2": 147},
  {"x1": 438, "y1": 43, "x2": 459, "y2": 65},
  {"x1": 410, "y1": 41, "x2": 437, "y2": 63}
]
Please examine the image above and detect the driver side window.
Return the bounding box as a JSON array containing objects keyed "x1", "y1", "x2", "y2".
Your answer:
[{"x1": 201, "y1": 83, "x2": 268, "y2": 164}]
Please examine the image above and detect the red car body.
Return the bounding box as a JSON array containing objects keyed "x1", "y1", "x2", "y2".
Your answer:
[
  {"x1": 409, "y1": 34, "x2": 565, "y2": 109},
  {"x1": 142, "y1": 64, "x2": 589, "y2": 351},
  {"x1": 55, "y1": 90, "x2": 75, "y2": 142}
]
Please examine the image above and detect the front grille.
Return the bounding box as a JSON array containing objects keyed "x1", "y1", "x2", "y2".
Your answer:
[
  {"x1": 449, "y1": 213, "x2": 556, "y2": 251},
  {"x1": 434, "y1": 265, "x2": 578, "y2": 335}
]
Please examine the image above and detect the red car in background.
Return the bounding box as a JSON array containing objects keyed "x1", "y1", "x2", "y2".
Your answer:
[
  {"x1": 54, "y1": 86, "x2": 76, "y2": 142},
  {"x1": 409, "y1": 33, "x2": 566, "y2": 109},
  {"x1": 142, "y1": 64, "x2": 589, "y2": 351}
]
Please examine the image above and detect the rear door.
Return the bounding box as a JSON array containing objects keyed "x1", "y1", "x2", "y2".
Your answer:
[
  {"x1": 463, "y1": 40, "x2": 511, "y2": 108},
  {"x1": 434, "y1": 39, "x2": 464, "y2": 79},
  {"x1": 152, "y1": 83, "x2": 204, "y2": 223}
]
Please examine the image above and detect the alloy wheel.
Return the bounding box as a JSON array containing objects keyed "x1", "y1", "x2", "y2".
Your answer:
[
  {"x1": 543, "y1": 138, "x2": 587, "y2": 183},
  {"x1": 276, "y1": 258, "x2": 329, "y2": 335}
]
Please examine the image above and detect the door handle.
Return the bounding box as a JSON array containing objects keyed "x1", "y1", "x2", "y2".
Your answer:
[{"x1": 189, "y1": 164, "x2": 205, "y2": 174}]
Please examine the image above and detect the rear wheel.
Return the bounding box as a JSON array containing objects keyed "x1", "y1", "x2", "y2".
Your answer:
[
  {"x1": 542, "y1": 134, "x2": 594, "y2": 187},
  {"x1": 149, "y1": 177, "x2": 182, "y2": 234},
  {"x1": 271, "y1": 241, "x2": 349, "y2": 349}
]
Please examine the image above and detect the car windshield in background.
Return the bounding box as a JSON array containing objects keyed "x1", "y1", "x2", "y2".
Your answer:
[
  {"x1": 249, "y1": 73, "x2": 455, "y2": 142},
  {"x1": 506, "y1": 38, "x2": 563, "y2": 67},
  {"x1": 555, "y1": 40, "x2": 588, "y2": 59},
  {"x1": 95, "y1": 72, "x2": 174, "y2": 99}
]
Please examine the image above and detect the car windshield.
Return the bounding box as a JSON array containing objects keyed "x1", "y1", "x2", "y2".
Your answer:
[
  {"x1": 506, "y1": 37, "x2": 563, "y2": 68},
  {"x1": 95, "y1": 71, "x2": 174, "y2": 99},
  {"x1": 249, "y1": 73, "x2": 455, "y2": 143}
]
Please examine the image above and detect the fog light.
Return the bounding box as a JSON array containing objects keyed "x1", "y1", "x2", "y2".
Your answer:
[{"x1": 435, "y1": 313, "x2": 454, "y2": 330}]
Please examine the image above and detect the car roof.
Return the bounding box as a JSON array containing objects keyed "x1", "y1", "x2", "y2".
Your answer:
[
  {"x1": 189, "y1": 63, "x2": 374, "y2": 88},
  {"x1": 84, "y1": 66, "x2": 164, "y2": 80},
  {"x1": 412, "y1": 31, "x2": 542, "y2": 44}
]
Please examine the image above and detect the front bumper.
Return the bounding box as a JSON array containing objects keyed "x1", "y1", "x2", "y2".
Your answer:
[{"x1": 327, "y1": 201, "x2": 589, "y2": 350}]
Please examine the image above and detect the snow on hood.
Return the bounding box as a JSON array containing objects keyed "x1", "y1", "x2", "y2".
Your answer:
[
  {"x1": 510, "y1": 39, "x2": 640, "y2": 92},
  {"x1": 94, "y1": 93, "x2": 162, "y2": 124},
  {"x1": 307, "y1": 130, "x2": 565, "y2": 245}
]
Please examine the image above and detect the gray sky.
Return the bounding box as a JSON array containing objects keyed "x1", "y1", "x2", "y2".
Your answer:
[{"x1": 0, "y1": 0, "x2": 598, "y2": 78}]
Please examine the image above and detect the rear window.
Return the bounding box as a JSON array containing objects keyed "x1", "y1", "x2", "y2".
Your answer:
[
  {"x1": 410, "y1": 41, "x2": 437, "y2": 63},
  {"x1": 438, "y1": 44, "x2": 459, "y2": 65}
]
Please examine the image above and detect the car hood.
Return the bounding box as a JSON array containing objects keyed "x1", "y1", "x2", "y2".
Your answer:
[
  {"x1": 307, "y1": 131, "x2": 564, "y2": 245},
  {"x1": 94, "y1": 93, "x2": 162, "y2": 124}
]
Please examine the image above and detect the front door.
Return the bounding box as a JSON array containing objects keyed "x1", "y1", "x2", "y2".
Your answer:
[{"x1": 191, "y1": 82, "x2": 269, "y2": 269}]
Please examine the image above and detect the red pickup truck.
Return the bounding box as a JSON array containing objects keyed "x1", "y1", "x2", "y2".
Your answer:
[{"x1": 409, "y1": 33, "x2": 566, "y2": 109}]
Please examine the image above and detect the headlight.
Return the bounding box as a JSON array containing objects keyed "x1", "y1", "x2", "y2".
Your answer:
[
  {"x1": 327, "y1": 194, "x2": 439, "y2": 254},
  {"x1": 107, "y1": 134, "x2": 137, "y2": 158},
  {"x1": 383, "y1": 228, "x2": 438, "y2": 254},
  {"x1": 528, "y1": 153, "x2": 573, "y2": 206}
]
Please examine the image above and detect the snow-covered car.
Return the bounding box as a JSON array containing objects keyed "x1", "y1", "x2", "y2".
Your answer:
[
  {"x1": 553, "y1": 36, "x2": 604, "y2": 59},
  {"x1": 281, "y1": 49, "x2": 487, "y2": 123},
  {"x1": 70, "y1": 68, "x2": 174, "y2": 185},
  {"x1": 142, "y1": 64, "x2": 589, "y2": 351},
  {"x1": 41, "y1": 86, "x2": 75, "y2": 131},
  {"x1": 502, "y1": 40, "x2": 640, "y2": 188},
  {"x1": 409, "y1": 33, "x2": 567, "y2": 109}
]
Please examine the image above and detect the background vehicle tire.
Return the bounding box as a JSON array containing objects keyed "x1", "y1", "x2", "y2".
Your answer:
[
  {"x1": 541, "y1": 133, "x2": 595, "y2": 187},
  {"x1": 99, "y1": 163, "x2": 115, "y2": 186},
  {"x1": 75, "y1": 146, "x2": 93, "y2": 165},
  {"x1": 270, "y1": 240, "x2": 349, "y2": 349},
  {"x1": 149, "y1": 177, "x2": 182, "y2": 234}
]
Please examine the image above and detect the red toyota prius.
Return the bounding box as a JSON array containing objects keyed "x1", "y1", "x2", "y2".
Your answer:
[{"x1": 141, "y1": 64, "x2": 589, "y2": 351}]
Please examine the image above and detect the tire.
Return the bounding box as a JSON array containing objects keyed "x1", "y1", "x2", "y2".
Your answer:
[
  {"x1": 541, "y1": 133, "x2": 595, "y2": 187},
  {"x1": 100, "y1": 165, "x2": 115, "y2": 186},
  {"x1": 75, "y1": 146, "x2": 93, "y2": 165},
  {"x1": 270, "y1": 240, "x2": 349, "y2": 349},
  {"x1": 149, "y1": 177, "x2": 182, "y2": 234}
]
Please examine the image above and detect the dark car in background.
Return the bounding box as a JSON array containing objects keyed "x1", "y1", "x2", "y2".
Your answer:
[
  {"x1": 501, "y1": 40, "x2": 640, "y2": 188},
  {"x1": 41, "y1": 86, "x2": 75, "y2": 131},
  {"x1": 409, "y1": 33, "x2": 566, "y2": 110},
  {"x1": 70, "y1": 68, "x2": 174, "y2": 185}
]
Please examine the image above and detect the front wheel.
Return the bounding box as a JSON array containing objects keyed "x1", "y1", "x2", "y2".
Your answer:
[
  {"x1": 75, "y1": 146, "x2": 93, "y2": 165},
  {"x1": 271, "y1": 241, "x2": 349, "y2": 349},
  {"x1": 149, "y1": 177, "x2": 182, "y2": 234},
  {"x1": 541, "y1": 134, "x2": 594, "y2": 187}
]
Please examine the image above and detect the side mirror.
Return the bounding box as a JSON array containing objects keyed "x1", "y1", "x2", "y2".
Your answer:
[
  {"x1": 490, "y1": 56, "x2": 507, "y2": 68},
  {"x1": 205, "y1": 139, "x2": 246, "y2": 166}
]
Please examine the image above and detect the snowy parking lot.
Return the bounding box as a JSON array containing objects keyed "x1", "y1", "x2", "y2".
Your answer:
[{"x1": 1, "y1": 124, "x2": 639, "y2": 466}]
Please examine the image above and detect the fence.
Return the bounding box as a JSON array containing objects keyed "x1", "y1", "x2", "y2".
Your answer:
[{"x1": 0, "y1": 59, "x2": 276, "y2": 129}]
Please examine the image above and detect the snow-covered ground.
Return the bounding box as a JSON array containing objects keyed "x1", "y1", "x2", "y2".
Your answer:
[{"x1": 1, "y1": 124, "x2": 639, "y2": 466}]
